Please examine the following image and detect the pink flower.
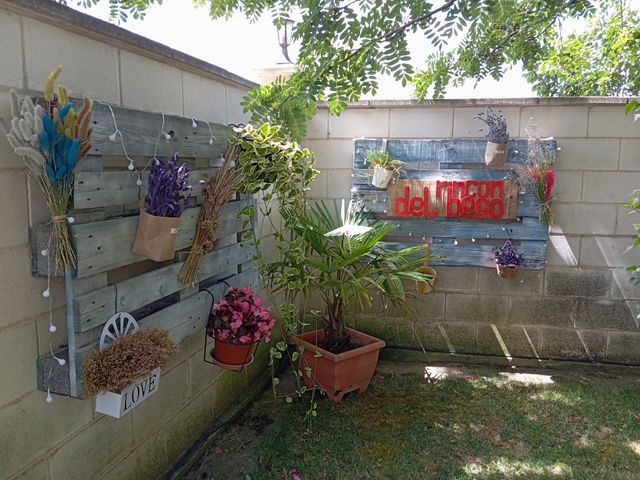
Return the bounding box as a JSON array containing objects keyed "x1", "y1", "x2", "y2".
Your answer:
[
  {"x1": 216, "y1": 329, "x2": 230, "y2": 341},
  {"x1": 214, "y1": 447, "x2": 223, "y2": 456},
  {"x1": 239, "y1": 334, "x2": 252, "y2": 344},
  {"x1": 545, "y1": 169, "x2": 555, "y2": 202},
  {"x1": 290, "y1": 469, "x2": 302, "y2": 480}
]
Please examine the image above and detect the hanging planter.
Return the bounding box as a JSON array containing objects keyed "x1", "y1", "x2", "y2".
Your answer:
[
  {"x1": 83, "y1": 313, "x2": 178, "y2": 418},
  {"x1": 366, "y1": 149, "x2": 403, "y2": 189},
  {"x1": 494, "y1": 239, "x2": 523, "y2": 278},
  {"x1": 475, "y1": 107, "x2": 510, "y2": 168},
  {"x1": 204, "y1": 287, "x2": 275, "y2": 371},
  {"x1": 132, "y1": 155, "x2": 192, "y2": 261}
]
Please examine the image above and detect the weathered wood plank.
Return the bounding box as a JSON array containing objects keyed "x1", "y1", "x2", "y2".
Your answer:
[
  {"x1": 73, "y1": 242, "x2": 255, "y2": 332},
  {"x1": 74, "y1": 168, "x2": 218, "y2": 209},
  {"x1": 81, "y1": 101, "x2": 233, "y2": 159},
  {"x1": 72, "y1": 200, "x2": 247, "y2": 277},
  {"x1": 68, "y1": 268, "x2": 259, "y2": 398},
  {"x1": 352, "y1": 167, "x2": 511, "y2": 186},
  {"x1": 354, "y1": 138, "x2": 557, "y2": 167}
]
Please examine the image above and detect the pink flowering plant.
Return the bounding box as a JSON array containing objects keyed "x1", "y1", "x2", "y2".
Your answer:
[{"x1": 207, "y1": 287, "x2": 275, "y2": 345}]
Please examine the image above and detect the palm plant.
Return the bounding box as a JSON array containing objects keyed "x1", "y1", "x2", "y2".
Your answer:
[{"x1": 282, "y1": 201, "x2": 433, "y2": 353}]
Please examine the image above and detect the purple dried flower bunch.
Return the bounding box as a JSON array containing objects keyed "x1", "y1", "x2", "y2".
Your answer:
[
  {"x1": 495, "y1": 240, "x2": 523, "y2": 266},
  {"x1": 475, "y1": 107, "x2": 509, "y2": 144},
  {"x1": 145, "y1": 154, "x2": 192, "y2": 217}
]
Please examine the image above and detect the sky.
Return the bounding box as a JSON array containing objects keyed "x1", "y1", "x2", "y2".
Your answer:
[{"x1": 69, "y1": 0, "x2": 576, "y2": 99}]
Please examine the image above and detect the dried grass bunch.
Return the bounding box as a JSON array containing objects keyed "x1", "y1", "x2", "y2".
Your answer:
[
  {"x1": 83, "y1": 327, "x2": 178, "y2": 395},
  {"x1": 178, "y1": 144, "x2": 242, "y2": 286}
]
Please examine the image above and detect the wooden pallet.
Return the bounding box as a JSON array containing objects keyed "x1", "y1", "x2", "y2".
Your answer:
[
  {"x1": 351, "y1": 138, "x2": 557, "y2": 269},
  {"x1": 35, "y1": 103, "x2": 257, "y2": 398}
]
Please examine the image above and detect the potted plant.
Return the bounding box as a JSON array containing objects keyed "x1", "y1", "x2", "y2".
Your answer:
[
  {"x1": 287, "y1": 201, "x2": 433, "y2": 402},
  {"x1": 475, "y1": 107, "x2": 510, "y2": 168},
  {"x1": 207, "y1": 287, "x2": 275, "y2": 370},
  {"x1": 366, "y1": 149, "x2": 404, "y2": 188},
  {"x1": 132, "y1": 154, "x2": 192, "y2": 261},
  {"x1": 494, "y1": 239, "x2": 523, "y2": 277}
]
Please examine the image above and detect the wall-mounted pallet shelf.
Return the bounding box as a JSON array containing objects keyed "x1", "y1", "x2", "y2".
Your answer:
[
  {"x1": 35, "y1": 103, "x2": 257, "y2": 398},
  {"x1": 351, "y1": 138, "x2": 557, "y2": 269}
]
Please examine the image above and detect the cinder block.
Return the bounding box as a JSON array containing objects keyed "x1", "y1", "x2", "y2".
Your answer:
[
  {"x1": 430, "y1": 266, "x2": 478, "y2": 292},
  {"x1": 8, "y1": 458, "x2": 48, "y2": 480},
  {"x1": 606, "y1": 331, "x2": 640, "y2": 364},
  {"x1": 544, "y1": 267, "x2": 610, "y2": 297},
  {"x1": 306, "y1": 110, "x2": 329, "y2": 139},
  {"x1": 0, "y1": 390, "x2": 93, "y2": 479},
  {"x1": 555, "y1": 138, "x2": 619, "y2": 171},
  {"x1": 390, "y1": 107, "x2": 453, "y2": 138},
  {"x1": 411, "y1": 292, "x2": 445, "y2": 321},
  {"x1": 50, "y1": 415, "x2": 134, "y2": 480},
  {"x1": 588, "y1": 107, "x2": 640, "y2": 138},
  {"x1": 305, "y1": 169, "x2": 327, "y2": 199},
  {"x1": 354, "y1": 315, "x2": 398, "y2": 343},
  {"x1": 190, "y1": 350, "x2": 223, "y2": 396},
  {"x1": 0, "y1": 321, "x2": 38, "y2": 405},
  {"x1": 509, "y1": 297, "x2": 575, "y2": 327},
  {"x1": 0, "y1": 171, "x2": 29, "y2": 248},
  {"x1": 226, "y1": 86, "x2": 250, "y2": 124},
  {"x1": 616, "y1": 204, "x2": 638, "y2": 235},
  {"x1": 611, "y1": 269, "x2": 640, "y2": 301},
  {"x1": 210, "y1": 369, "x2": 250, "y2": 420},
  {"x1": 438, "y1": 322, "x2": 478, "y2": 354},
  {"x1": 0, "y1": 11, "x2": 23, "y2": 88},
  {"x1": 477, "y1": 268, "x2": 543, "y2": 296},
  {"x1": 396, "y1": 319, "x2": 418, "y2": 345},
  {"x1": 580, "y1": 236, "x2": 638, "y2": 268},
  {"x1": 550, "y1": 203, "x2": 617, "y2": 235},
  {"x1": 576, "y1": 298, "x2": 638, "y2": 330},
  {"x1": 582, "y1": 172, "x2": 640, "y2": 203},
  {"x1": 120, "y1": 51, "x2": 182, "y2": 115},
  {"x1": 303, "y1": 139, "x2": 354, "y2": 169},
  {"x1": 327, "y1": 169, "x2": 353, "y2": 198},
  {"x1": 413, "y1": 320, "x2": 448, "y2": 351},
  {"x1": 99, "y1": 430, "x2": 166, "y2": 480},
  {"x1": 546, "y1": 235, "x2": 580, "y2": 267},
  {"x1": 453, "y1": 107, "x2": 519, "y2": 138},
  {"x1": 445, "y1": 293, "x2": 509, "y2": 323},
  {"x1": 553, "y1": 171, "x2": 582, "y2": 202},
  {"x1": 477, "y1": 323, "x2": 542, "y2": 358},
  {"x1": 519, "y1": 107, "x2": 588, "y2": 137},
  {"x1": 131, "y1": 362, "x2": 189, "y2": 443},
  {"x1": 182, "y1": 72, "x2": 226, "y2": 124},
  {"x1": 620, "y1": 140, "x2": 640, "y2": 170},
  {"x1": 540, "y1": 327, "x2": 606, "y2": 360},
  {"x1": 23, "y1": 18, "x2": 119, "y2": 103},
  {"x1": 0, "y1": 245, "x2": 65, "y2": 329},
  {"x1": 328, "y1": 109, "x2": 389, "y2": 139}
]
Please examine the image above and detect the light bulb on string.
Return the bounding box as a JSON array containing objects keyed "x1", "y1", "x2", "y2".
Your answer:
[
  {"x1": 42, "y1": 289, "x2": 50, "y2": 298},
  {"x1": 127, "y1": 161, "x2": 135, "y2": 171},
  {"x1": 471, "y1": 238, "x2": 476, "y2": 242},
  {"x1": 453, "y1": 239, "x2": 458, "y2": 245},
  {"x1": 192, "y1": 117, "x2": 198, "y2": 128},
  {"x1": 109, "y1": 131, "x2": 118, "y2": 142},
  {"x1": 45, "y1": 390, "x2": 53, "y2": 404},
  {"x1": 40, "y1": 249, "x2": 49, "y2": 257},
  {"x1": 49, "y1": 324, "x2": 57, "y2": 333},
  {"x1": 67, "y1": 216, "x2": 75, "y2": 224},
  {"x1": 54, "y1": 356, "x2": 66, "y2": 366}
]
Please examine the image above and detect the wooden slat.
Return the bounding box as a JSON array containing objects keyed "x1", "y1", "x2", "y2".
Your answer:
[
  {"x1": 68, "y1": 268, "x2": 259, "y2": 398},
  {"x1": 352, "y1": 167, "x2": 511, "y2": 186},
  {"x1": 354, "y1": 138, "x2": 557, "y2": 166},
  {"x1": 74, "y1": 168, "x2": 218, "y2": 209},
  {"x1": 72, "y1": 200, "x2": 249, "y2": 277},
  {"x1": 73, "y1": 242, "x2": 255, "y2": 332},
  {"x1": 81, "y1": 101, "x2": 233, "y2": 159}
]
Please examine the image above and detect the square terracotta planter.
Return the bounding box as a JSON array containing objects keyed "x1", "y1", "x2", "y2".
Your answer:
[{"x1": 291, "y1": 328, "x2": 385, "y2": 403}]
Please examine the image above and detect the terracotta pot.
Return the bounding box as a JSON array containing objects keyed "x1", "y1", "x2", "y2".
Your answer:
[
  {"x1": 496, "y1": 263, "x2": 518, "y2": 278},
  {"x1": 211, "y1": 337, "x2": 256, "y2": 367},
  {"x1": 371, "y1": 165, "x2": 393, "y2": 188},
  {"x1": 484, "y1": 142, "x2": 508, "y2": 168},
  {"x1": 291, "y1": 328, "x2": 385, "y2": 403},
  {"x1": 415, "y1": 266, "x2": 437, "y2": 294}
]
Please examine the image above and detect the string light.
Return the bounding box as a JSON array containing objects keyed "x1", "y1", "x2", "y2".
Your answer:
[
  {"x1": 192, "y1": 116, "x2": 198, "y2": 128},
  {"x1": 205, "y1": 121, "x2": 216, "y2": 145},
  {"x1": 103, "y1": 103, "x2": 136, "y2": 172}
]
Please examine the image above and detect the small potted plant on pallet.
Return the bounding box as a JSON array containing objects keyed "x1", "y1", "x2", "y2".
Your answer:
[
  {"x1": 495, "y1": 239, "x2": 523, "y2": 277},
  {"x1": 366, "y1": 149, "x2": 404, "y2": 188},
  {"x1": 475, "y1": 107, "x2": 510, "y2": 168},
  {"x1": 287, "y1": 201, "x2": 432, "y2": 403}
]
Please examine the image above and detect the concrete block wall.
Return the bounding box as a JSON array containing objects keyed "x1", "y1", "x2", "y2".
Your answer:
[
  {"x1": 0, "y1": 1, "x2": 260, "y2": 479},
  {"x1": 304, "y1": 99, "x2": 640, "y2": 365}
]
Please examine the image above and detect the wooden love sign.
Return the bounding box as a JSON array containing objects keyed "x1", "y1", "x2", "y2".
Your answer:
[{"x1": 387, "y1": 179, "x2": 518, "y2": 220}]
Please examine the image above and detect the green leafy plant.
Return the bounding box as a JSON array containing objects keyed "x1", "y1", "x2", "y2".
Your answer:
[
  {"x1": 281, "y1": 201, "x2": 433, "y2": 353},
  {"x1": 624, "y1": 190, "x2": 640, "y2": 288},
  {"x1": 366, "y1": 150, "x2": 404, "y2": 179}
]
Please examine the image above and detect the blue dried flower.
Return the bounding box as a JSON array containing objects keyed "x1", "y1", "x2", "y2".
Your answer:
[
  {"x1": 145, "y1": 154, "x2": 192, "y2": 217},
  {"x1": 495, "y1": 240, "x2": 523, "y2": 266}
]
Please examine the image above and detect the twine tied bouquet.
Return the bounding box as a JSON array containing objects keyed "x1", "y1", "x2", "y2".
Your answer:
[{"x1": 0, "y1": 65, "x2": 93, "y2": 271}]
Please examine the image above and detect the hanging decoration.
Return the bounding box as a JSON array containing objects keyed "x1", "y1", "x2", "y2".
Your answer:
[
  {"x1": 494, "y1": 239, "x2": 523, "y2": 277},
  {"x1": 178, "y1": 146, "x2": 241, "y2": 287}
]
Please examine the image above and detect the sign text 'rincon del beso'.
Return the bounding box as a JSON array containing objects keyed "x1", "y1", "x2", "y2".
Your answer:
[{"x1": 387, "y1": 179, "x2": 518, "y2": 220}]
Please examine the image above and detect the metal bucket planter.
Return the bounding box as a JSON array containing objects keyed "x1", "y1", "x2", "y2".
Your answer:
[
  {"x1": 372, "y1": 165, "x2": 393, "y2": 188},
  {"x1": 484, "y1": 142, "x2": 508, "y2": 168}
]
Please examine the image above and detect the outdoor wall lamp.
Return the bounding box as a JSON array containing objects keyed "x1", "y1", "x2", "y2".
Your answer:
[{"x1": 276, "y1": 17, "x2": 295, "y2": 63}]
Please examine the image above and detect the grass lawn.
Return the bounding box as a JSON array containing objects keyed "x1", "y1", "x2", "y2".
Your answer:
[{"x1": 186, "y1": 364, "x2": 640, "y2": 480}]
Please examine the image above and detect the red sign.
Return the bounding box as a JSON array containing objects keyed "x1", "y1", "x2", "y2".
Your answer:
[{"x1": 387, "y1": 179, "x2": 518, "y2": 220}]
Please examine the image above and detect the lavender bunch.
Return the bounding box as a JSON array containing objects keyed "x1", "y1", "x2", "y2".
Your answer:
[
  {"x1": 495, "y1": 240, "x2": 523, "y2": 266},
  {"x1": 475, "y1": 107, "x2": 509, "y2": 144},
  {"x1": 145, "y1": 154, "x2": 192, "y2": 217}
]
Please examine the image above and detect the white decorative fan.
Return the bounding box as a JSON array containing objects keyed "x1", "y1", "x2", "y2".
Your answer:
[{"x1": 100, "y1": 312, "x2": 140, "y2": 349}]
